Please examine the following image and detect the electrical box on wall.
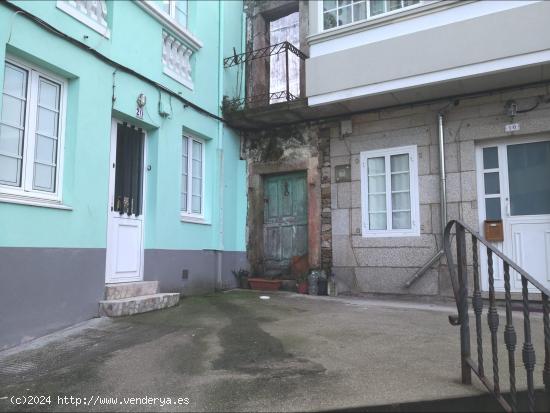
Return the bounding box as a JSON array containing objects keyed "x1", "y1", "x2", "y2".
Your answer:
[
  {"x1": 340, "y1": 119, "x2": 352, "y2": 136},
  {"x1": 335, "y1": 164, "x2": 351, "y2": 183}
]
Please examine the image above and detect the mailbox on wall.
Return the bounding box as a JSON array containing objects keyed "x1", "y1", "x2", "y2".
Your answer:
[{"x1": 484, "y1": 220, "x2": 504, "y2": 242}]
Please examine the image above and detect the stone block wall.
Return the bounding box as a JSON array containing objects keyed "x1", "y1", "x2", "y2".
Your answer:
[{"x1": 330, "y1": 84, "x2": 550, "y2": 298}]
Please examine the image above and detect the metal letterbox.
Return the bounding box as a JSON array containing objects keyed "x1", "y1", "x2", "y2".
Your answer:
[{"x1": 484, "y1": 220, "x2": 504, "y2": 242}]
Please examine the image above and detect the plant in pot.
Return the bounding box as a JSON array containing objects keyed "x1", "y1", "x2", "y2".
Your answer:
[
  {"x1": 296, "y1": 273, "x2": 308, "y2": 294},
  {"x1": 248, "y1": 273, "x2": 283, "y2": 291},
  {"x1": 232, "y1": 269, "x2": 250, "y2": 289}
]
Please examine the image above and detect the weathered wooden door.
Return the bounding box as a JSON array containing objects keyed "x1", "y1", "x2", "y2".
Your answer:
[{"x1": 263, "y1": 172, "x2": 308, "y2": 275}]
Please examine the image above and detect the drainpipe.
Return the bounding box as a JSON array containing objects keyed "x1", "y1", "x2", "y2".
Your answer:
[
  {"x1": 404, "y1": 112, "x2": 447, "y2": 288},
  {"x1": 216, "y1": 0, "x2": 225, "y2": 290}
]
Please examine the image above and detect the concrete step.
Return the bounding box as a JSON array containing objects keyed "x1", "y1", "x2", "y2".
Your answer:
[
  {"x1": 104, "y1": 281, "x2": 158, "y2": 300},
  {"x1": 99, "y1": 293, "x2": 180, "y2": 317}
]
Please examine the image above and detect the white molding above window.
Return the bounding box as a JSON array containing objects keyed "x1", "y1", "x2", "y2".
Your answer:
[
  {"x1": 360, "y1": 145, "x2": 420, "y2": 237},
  {"x1": 138, "y1": 1, "x2": 203, "y2": 51},
  {"x1": 56, "y1": 0, "x2": 110, "y2": 38}
]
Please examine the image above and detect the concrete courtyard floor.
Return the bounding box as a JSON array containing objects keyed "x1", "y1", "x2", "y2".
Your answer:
[{"x1": 0, "y1": 290, "x2": 546, "y2": 412}]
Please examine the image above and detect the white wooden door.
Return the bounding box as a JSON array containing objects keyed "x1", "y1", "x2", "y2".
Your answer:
[
  {"x1": 476, "y1": 137, "x2": 550, "y2": 292},
  {"x1": 105, "y1": 120, "x2": 146, "y2": 284}
]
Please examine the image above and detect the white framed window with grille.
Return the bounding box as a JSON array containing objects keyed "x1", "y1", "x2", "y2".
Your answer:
[
  {"x1": 181, "y1": 134, "x2": 204, "y2": 220},
  {"x1": 0, "y1": 57, "x2": 67, "y2": 203},
  {"x1": 322, "y1": 0, "x2": 423, "y2": 31},
  {"x1": 360, "y1": 145, "x2": 420, "y2": 237}
]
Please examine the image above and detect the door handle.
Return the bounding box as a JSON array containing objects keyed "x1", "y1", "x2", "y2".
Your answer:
[{"x1": 505, "y1": 197, "x2": 510, "y2": 216}]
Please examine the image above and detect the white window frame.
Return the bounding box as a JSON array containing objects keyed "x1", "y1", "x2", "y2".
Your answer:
[
  {"x1": 56, "y1": 0, "x2": 110, "y2": 38},
  {"x1": 0, "y1": 56, "x2": 67, "y2": 205},
  {"x1": 180, "y1": 134, "x2": 205, "y2": 222},
  {"x1": 360, "y1": 145, "x2": 420, "y2": 237},
  {"x1": 146, "y1": 0, "x2": 188, "y2": 29},
  {"x1": 321, "y1": 0, "x2": 425, "y2": 32}
]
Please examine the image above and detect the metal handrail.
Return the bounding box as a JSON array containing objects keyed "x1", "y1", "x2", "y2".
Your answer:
[{"x1": 443, "y1": 219, "x2": 550, "y2": 412}]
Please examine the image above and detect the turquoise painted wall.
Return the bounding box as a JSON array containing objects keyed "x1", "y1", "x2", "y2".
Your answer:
[{"x1": 0, "y1": 1, "x2": 246, "y2": 252}]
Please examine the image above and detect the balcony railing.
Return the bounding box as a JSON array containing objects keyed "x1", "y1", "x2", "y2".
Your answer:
[{"x1": 223, "y1": 41, "x2": 307, "y2": 112}]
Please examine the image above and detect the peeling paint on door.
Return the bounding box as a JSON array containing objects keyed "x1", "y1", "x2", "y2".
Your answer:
[{"x1": 263, "y1": 172, "x2": 308, "y2": 276}]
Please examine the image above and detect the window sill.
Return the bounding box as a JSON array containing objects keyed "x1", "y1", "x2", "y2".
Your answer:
[
  {"x1": 362, "y1": 230, "x2": 420, "y2": 238},
  {"x1": 180, "y1": 214, "x2": 210, "y2": 225},
  {"x1": 0, "y1": 194, "x2": 72, "y2": 210},
  {"x1": 138, "y1": 2, "x2": 202, "y2": 51}
]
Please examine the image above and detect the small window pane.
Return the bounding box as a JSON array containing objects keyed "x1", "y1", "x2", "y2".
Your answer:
[
  {"x1": 191, "y1": 195, "x2": 201, "y2": 214},
  {"x1": 175, "y1": 0, "x2": 187, "y2": 27},
  {"x1": 192, "y1": 140, "x2": 201, "y2": 159},
  {"x1": 391, "y1": 172, "x2": 409, "y2": 191},
  {"x1": 4, "y1": 64, "x2": 27, "y2": 98},
  {"x1": 338, "y1": 0, "x2": 352, "y2": 6},
  {"x1": 37, "y1": 107, "x2": 59, "y2": 137},
  {"x1": 483, "y1": 172, "x2": 499, "y2": 195},
  {"x1": 181, "y1": 193, "x2": 187, "y2": 211},
  {"x1": 392, "y1": 192, "x2": 411, "y2": 211},
  {"x1": 35, "y1": 135, "x2": 57, "y2": 165},
  {"x1": 0, "y1": 124, "x2": 23, "y2": 155},
  {"x1": 392, "y1": 211, "x2": 411, "y2": 229},
  {"x1": 0, "y1": 154, "x2": 21, "y2": 186},
  {"x1": 368, "y1": 194, "x2": 386, "y2": 212},
  {"x1": 323, "y1": 10, "x2": 337, "y2": 29},
  {"x1": 192, "y1": 159, "x2": 201, "y2": 177},
  {"x1": 1, "y1": 94, "x2": 26, "y2": 127},
  {"x1": 367, "y1": 156, "x2": 385, "y2": 174},
  {"x1": 152, "y1": 0, "x2": 170, "y2": 13},
  {"x1": 369, "y1": 212, "x2": 386, "y2": 230},
  {"x1": 38, "y1": 79, "x2": 59, "y2": 109},
  {"x1": 485, "y1": 198, "x2": 501, "y2": 220},
  {"x1": 483, "y1": 147, "x2": 498, "y2": 169},
  {"x1": 388, "y1": 0, "x2": 402, "y2": 11},
  {"x1": 369, "y1": 0, "x2": 386, "y2": 16},
  {"x1": 338, "y1": 5, "x2": 352, "y2": 26},
  {"x1": 33, "y1": 163, "x2": 55, "y2": 192},
  {"x1": 368, "y1": 175, "x2": 385, "y2": 193},
  {"x1": 390, "y1": 153, "x2": 409, "y2": 172},
  {"x1": 353, "y1": 1, "x2": 367, "y2": 21},
  {"x1": 324, "y1": 0, "x2": 337, "y2": 11}
]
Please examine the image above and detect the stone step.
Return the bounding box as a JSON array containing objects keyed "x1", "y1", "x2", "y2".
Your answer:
[
  {"x1": 99, "y1": 293, "x2": 180, "y2": 317},
  {"x1": 104, "y1": 281, "x2": 158, "y2": 300}
]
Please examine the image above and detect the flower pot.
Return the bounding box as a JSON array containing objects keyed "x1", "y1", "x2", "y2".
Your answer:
[
  {"x1": 248, "y1": 278, "x2": 282, "y2": 291},
  {"x1": 297, "y1": 282, "x2": 308, "y2": 294},
  {"x1": 238, "y1": 277, "x2": 249, "y2": 289}
]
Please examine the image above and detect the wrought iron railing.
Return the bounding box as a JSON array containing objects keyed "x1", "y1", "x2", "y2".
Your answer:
[
  {"x1": 223, "y1": 41, "x2": 307, "y2": 110},
  {"x1": 444, "y1": 220, "x2": 550, "y2": 412}
]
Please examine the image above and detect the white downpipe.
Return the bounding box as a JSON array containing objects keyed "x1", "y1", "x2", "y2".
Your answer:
[
  {"x1": 216, "y1": 0, "x2": 225, "y2": 289},
  {"x1": 438, "y1": 112, "x2": 448, "y2": 232},
  {"x1": 404, "y1": 112, "x2": 447, "y2": 288}
]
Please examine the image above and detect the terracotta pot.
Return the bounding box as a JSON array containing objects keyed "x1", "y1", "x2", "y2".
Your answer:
[
  {"x1": 297, "y1": 282, "x2": 308, "y2": 294},
  {"x1": 248, "y1": 278, "x2": 282, "y2": 291}
]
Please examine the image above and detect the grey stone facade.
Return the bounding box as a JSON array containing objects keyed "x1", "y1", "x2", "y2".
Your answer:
[{"x1": 330, "y1": 84, "x2": 550, "y2": 298}]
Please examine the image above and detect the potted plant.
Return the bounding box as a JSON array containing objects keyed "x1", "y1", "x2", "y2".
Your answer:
[
  {"x1": 296, "y1": 273, "x2": 308, "y2": 294},
  {"x1": 232, "y1": 269, "x2": 250, "y2": 289},
  {"x1": 248, "y1": 273, "x2": 282, "y2": 291}
]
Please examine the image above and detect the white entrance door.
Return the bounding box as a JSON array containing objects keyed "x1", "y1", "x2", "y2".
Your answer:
[
  {"x1": 476, "y1": 137, "x2": 550, "y2": 292},
  {"x1": 105, "y1": 120, "x2": 146, "y2": 284}
]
